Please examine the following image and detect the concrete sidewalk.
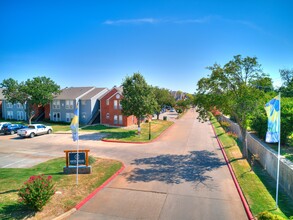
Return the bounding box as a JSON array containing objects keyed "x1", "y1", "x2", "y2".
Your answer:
[{"x1": 67, "y1": 110, "x2": 247, "y2": 220}]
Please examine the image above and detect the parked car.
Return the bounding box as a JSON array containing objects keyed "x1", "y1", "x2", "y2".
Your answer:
[
  {"x1": 17, "y1": 124, "x2": 53, "y2": 138},
  {"x1": 0, "y1": 122, "x2": 11, "y2": 132},
  {"x1": 1, "y1": 124, "x2": 27, "y2": 135}
]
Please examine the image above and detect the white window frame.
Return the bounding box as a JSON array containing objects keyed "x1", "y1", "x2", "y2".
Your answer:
[
  {"x1": 17, "y1": 111, "x2": 24, "y2": 120},
  {"x1": 114, "y1": 115, "x2": 118, "y2": 124},
  {"x1": 53, "y1": 100, "x2": 60, "y2": 109},
  {"x1": 106, "y1": 100, "x2": 109, "y2": 105},
  {"x1": 66, "y1": 113, "x2": 74, "y2": 122},
  {"x1": 7, "y1": 102, "x2": 13, "y2": 108},
  {"x1": 119, "y1": 115, "x2": 123, "y2": 124},
  {"x1": 114, "y1": 100, "x2": 118, "y2": 110},
  {"x1": 16, "y1": 102, "x2": 23, "y2": 109},
  {"x1": 7, "y1": 111, "x2": 13, "y2": 119},
  {"x1": 66, "y1": 100, "x2": 74, "y2": 109},
  {"x1": 106, "y1": 113, "x2": 110, "y2": 120},
  {"x1": 81, "y1": 100, "x2": 86, "y2": 106},
  {"x1": 52, "y1": 112, "x2": 61, "y2": 122}
]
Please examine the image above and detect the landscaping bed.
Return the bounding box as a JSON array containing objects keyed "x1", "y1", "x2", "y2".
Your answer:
[
  {"x1": 0, "y1": 157, "x2": 122, "y2": 220},
  {"x1": 210, "y1": 115, "x2": 293, "y2": 219}
]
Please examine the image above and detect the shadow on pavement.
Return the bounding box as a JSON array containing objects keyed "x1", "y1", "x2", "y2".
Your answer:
[{"x1": 126, "y1": 150, "x2": 225, "y2": 187}]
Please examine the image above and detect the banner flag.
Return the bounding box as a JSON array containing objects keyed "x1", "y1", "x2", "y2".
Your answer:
[
  {"x1": 70, "y1": 103, "x2": 79, "y2": 141},
  {"x1": 264, "y1": 95, "x2": 280, "y2": 143}
]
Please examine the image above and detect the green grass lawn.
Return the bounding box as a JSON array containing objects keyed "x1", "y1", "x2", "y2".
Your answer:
[
  {"x1": 81, "y1": 119, "x2": 174, "y2": 142},
  {"x1": 0, "y1": 157, "x2": 122, "y2": 220},
  {"x1": 211, "y1": 115, "x2": 293, "y2": 219}
]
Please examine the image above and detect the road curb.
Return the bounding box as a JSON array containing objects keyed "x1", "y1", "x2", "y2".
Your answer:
[
  {"x1": 53, "y1": 162, "x2": 125, "y2": 220},
  {"x1": 210, "y1": 122, "x2": 254, "y2": 220},
  {"x1": 101, "y1": 122, "x2": 175, "y2": 144}
]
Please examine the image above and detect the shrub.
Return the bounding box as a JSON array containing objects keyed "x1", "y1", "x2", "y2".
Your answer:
[
  {"x1": 257, "y1": 211, "x2": 285, "y2": 220},
  {"x1": 18, "y1": 175, "x2": 55, "y2": 211},
  {"x1": 227, "y1": 131, "x2": 238, "y2": 140},
  {"x1": 220, "y1": 121, "x2": 230, "y2": 131}
]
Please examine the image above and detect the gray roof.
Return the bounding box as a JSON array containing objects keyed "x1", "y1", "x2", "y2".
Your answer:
[
  {"x1": 54, "y1": 87, "x2": 95, "y2": 100},
  {"x1": 0, "y1": 88, "x2": 5, "y2": 100},
  {"x1": 80, "y1": 88, "x2": 107, "y2": 100}
]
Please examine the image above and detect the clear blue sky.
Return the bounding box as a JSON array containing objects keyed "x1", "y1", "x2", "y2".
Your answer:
[{"x1": 1, "y1": 0, "x2": 292, "y2": 94}]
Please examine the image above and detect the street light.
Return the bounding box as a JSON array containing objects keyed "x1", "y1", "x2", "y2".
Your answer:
[{"x1": 149, "y1": 121, "x2": 151, "y2": 140}]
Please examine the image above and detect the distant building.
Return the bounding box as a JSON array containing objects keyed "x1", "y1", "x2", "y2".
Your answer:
[
  {"x1": 50, "y1": 87, "x2": 108, "y2": 124},
  {"x1": 100, "y1": 86, "x2": 137, "y2": 127}
]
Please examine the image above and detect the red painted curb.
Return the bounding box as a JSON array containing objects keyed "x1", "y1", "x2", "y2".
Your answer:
[
  {"x1": 101, "y1": 122, "x2": 175, "y2": 144},
  {"x1": 75, "y1": 163, "x2": 125, "y2": 210},
  {"x1": 210, "y1": 122, "x2": 254, "y2": 220}
]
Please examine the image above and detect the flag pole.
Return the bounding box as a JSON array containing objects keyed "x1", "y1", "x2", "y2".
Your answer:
[
  {"x1": 76, "y1": 99, "x2": 79, "y2": 185},
  {"x1": 276, "y1": 92, "x2": 281, "y2": 208}
]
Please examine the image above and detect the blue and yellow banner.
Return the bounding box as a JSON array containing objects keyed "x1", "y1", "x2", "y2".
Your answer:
[
  {"x1": 264, "y1": 95, "x2": 280, "y2": 143},
  {"x1": 70, "y1": 103, "x2": 79, "y2": 141}
]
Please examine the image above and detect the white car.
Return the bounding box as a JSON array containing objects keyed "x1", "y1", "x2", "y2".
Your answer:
[{"x1": 17, "y1": 124, "x2": 53, "y2": 138}]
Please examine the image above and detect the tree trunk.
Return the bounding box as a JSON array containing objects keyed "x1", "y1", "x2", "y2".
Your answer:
[
  {"x1": 137, "y1": 118, "x2": 141, "y2": 134},
  {"x1": 240, "y1": 127, "x2": 248, "y2": 158},
  {"x1": 156, "y1": 113, "x2": 160, "y2": 120}
]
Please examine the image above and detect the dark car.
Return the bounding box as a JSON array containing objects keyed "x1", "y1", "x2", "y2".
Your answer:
[{"x1": 1, "y1": 124, "x2": 27, "y2": 135}]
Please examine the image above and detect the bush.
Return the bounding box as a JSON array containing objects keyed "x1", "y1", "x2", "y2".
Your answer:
[
  {"x1": 18, "y1": 175, "x2": 55, "y2": 211},
  {"x1": 163, "y1": 116, "x2": 167, "y2": 121},
  {"x1": 257, "y1": 211, "x2": 285, "y2": 220},
  {"x1": 220, "y1": 121, "x2": 230, "y2": 131}
]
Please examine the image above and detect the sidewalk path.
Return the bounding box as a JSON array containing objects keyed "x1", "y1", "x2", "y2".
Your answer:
[{"x1": 68, "y1": 110, "x2": 247, "y2": 220}]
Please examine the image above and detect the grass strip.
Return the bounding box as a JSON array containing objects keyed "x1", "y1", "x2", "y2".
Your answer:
[
  {"x1": 0, "y1": 157, "x2": 122, "y2": 220},
  {"x1": 210, "y1": 115, "x2": 293, "y2": 219},
  {"x1": 82, "y1": 119, "x2": 173, "y2": 142}
]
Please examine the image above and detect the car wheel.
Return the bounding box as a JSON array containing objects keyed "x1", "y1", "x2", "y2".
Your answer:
[
  {"x1": 47, "y1": 129, "x2": 52, "y2": 134},
  {"x1": 29, "y1": 133, "x2": 35, "y2": 138},
  {"x1": 10, "y1": 130, "x2": 15, "y2": 135}
]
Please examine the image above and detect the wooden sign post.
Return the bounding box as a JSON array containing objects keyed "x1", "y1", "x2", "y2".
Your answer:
[{"x1": 63, "y1": 149, "x2": 91, "y2": 174}]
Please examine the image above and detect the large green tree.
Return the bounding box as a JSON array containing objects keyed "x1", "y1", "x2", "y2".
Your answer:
[
  {"x1": 279, "y1": 68, "x2": 293, "y2": 97},
  {"x1": 196, "y1": 55, "x2": 269, "y2": 157},
  {"x1": 153, "y1": 87, "x2": 175, "y2": 119},
  {"x1": 1, "y1": 76, "x2": 60, "y2": 124},
  {"x1": 121, "y1": 72, "x2": 157, "y2": 133}
]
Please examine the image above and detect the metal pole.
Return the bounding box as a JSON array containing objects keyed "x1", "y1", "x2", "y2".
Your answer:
[
  {"x1": 276, "y1": 92, "x2": 281, "y2": 208},
  {"x1": 76, "y1": 100, "x2": 79, "y2": 185},
  {"x1": 149, "y1": 121, "x2": 151, "y2": 140}
]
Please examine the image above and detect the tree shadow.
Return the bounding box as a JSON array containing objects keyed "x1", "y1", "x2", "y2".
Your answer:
[
  {"x1": 0, "y1": 189, "x2": 18, "y2": 195},
  {"x1": 0, "y1": 203, "x2": 35, "y2": 220},
  {"x1": 125, "y1": 150, "x2": 225, "y2": 188}
]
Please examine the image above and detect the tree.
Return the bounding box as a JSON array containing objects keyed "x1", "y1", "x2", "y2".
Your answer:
[
  {"x1": 196, "y1": 55, "x2": 269, "y2": 158},
  {"x1": 279, "y1": 68, "x2": 293, "y2": 97},
  {"x1": 1, "y1": 76, "x2": 60, "y2": 124},
  {"x1": 121, "y1": 72, "x2": 157, "y2": 133},
  {"x1": 153, "y1": 87, "x2": 175, "y2": 119}
]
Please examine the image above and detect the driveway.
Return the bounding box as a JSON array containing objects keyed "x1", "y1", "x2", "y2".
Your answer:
[{"x1": 0, "y1": 110, "x2": 247, "y2": 219}]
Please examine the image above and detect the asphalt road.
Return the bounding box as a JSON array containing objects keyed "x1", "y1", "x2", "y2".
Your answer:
[{"x1": 0, "y1": 110, "x2": 247, "y2": 219}]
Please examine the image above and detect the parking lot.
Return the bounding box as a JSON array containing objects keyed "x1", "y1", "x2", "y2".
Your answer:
[{"x1": 0, "y1": 132, "x2": 106, "y2": 168}]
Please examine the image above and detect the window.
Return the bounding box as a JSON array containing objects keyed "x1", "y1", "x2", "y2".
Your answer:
[
  {"x1": 17, "y1": 111, "x2": 24, "y2": 120},
  {"x1": 119, "y1": 115, "x2": 123, "y2": 124},
  {"x1": 114, "y1": 115, "x2": 118, "y2": 124},
  {"x1": 119, "y1": 100, "x2": 122, "y2": 109},
  {"x1": 53, "y1": 112, "x2": 61, "y2": 122},
  {"x1": 66, "y1": 100, "x2": 74, "y2": 109},
  {"x1": 82, "y1": 112, "x2": 86, "y2": 119},
  {"x1": 114, "y1": 100, "x2": 118, "y2": 109},
  {"x1": 53, "y1": 100, "x2": 60, "y2": 109},
  {"x1": 106, "y1": 113, "x2": 110, "y2": 120},
  {"x1": 7, "y1": 102, "x2": 13, "y2": 108},
  {"x1": 81, "y1": 100, "x2": 86, "y2": 106},
  {"x1": 66, "y1": 113, "x2": 74, "y2": 122},
  {"x1": 106, "y1": 100, "x2": 109, "y2": 105},
  {"x1": 16, "y1": 103, "x2": 23, "y2": 109},
  {"x1": 7, "y1": 111, "x2": 13, "y2": 119}
]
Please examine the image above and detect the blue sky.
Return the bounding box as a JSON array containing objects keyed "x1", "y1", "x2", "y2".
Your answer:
[{"x1": 1, "y1": 0, "x2": 292, "y2": 94}]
